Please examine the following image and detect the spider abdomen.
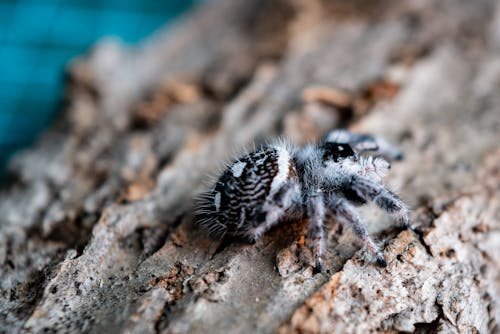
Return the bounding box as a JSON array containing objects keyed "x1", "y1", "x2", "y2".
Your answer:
[{"x1": 196, "y1": 144, "x2": 298, "y2": 239}]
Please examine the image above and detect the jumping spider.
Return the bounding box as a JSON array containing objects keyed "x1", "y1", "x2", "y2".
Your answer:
[{"x1": 195, "y1": 129, "x2": 409, "y2": 273}]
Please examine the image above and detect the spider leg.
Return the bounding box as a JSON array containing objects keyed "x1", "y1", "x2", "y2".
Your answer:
[
  {"x1": 325, "y1": 129, "x2": 378, "y2": 152},
  {"x1": 327, "y1": 197, "x2": 387, "y2": 267},
  {"x1": 325, "y1": 129, "x2": 403, "y2": 160},
  {"x1": 307, "y1": 191, "x2": 326, "y2": 273},
  {"x1": 343, "y1": 174, "x2": 409, "y2": 228},
  {"x1": 372, "y1": 136, "x2": 404, "y2": 161},
  {"x1": 251, "y1": 182, "x2": 300, "y2": 240}
]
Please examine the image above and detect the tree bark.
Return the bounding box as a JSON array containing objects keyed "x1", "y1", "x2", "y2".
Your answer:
[{"x1": 1, "y1": 0, "x2": 499, "y2": 333}]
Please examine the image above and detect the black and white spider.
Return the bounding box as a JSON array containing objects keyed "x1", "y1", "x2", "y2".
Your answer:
[{"x1": 195, "y1": 129, "x2": 409, "y2": 273}]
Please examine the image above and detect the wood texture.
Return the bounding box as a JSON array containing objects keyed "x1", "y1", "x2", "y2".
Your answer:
[{"x1": 1, "y1": 0, "x2": 499, "y2": 333}]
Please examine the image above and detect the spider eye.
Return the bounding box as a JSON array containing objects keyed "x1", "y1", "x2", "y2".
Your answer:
[{"x1": 322, "y1": 142, "x2": 355, "y2": 162}]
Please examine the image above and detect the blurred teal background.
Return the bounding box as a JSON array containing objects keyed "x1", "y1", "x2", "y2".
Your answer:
[{"x1": 0, "y1": 0, "x2": 197, "y2": 175}]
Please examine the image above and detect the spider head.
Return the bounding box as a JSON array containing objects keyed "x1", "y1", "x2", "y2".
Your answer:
[{"x1": 321, "y1": 142, "x2": 356, "y2": 162}]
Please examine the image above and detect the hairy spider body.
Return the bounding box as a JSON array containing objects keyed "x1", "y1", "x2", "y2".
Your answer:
[{"x1": 195, "y1": 129, "x2": 409, "y2": 273}]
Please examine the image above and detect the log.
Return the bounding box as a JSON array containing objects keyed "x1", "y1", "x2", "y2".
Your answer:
[{"x1": 1, "y1": 0, "x2": 499, "y2": 333}]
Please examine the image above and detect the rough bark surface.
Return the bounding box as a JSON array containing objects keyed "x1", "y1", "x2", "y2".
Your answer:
[{"x1": 1, "y1": 0, "x2": 499, "y2": 333}]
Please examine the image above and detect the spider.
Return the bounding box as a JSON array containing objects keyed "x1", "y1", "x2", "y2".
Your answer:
[{"x1": 195, "y1": 129, "x2": 409, "y2": 273}]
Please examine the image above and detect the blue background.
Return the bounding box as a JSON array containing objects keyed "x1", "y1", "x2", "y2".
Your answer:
[{"x1": 0, "y1": 0, "x2": 197, "y2": 175}]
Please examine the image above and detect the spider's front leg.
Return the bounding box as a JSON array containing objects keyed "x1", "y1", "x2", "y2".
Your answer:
[
  {"x1": 307, "y1": 191, "x2": 326, "y2": 274},
  {"x1": 343, "y1": 174, "x2": 410, "y2": 228},
  {"x1": 326, "y1": 197, "x2": 387, "y2": 267},
  {"x1": 325, "y1": 129, "x2": 403, "y2": 161}
]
